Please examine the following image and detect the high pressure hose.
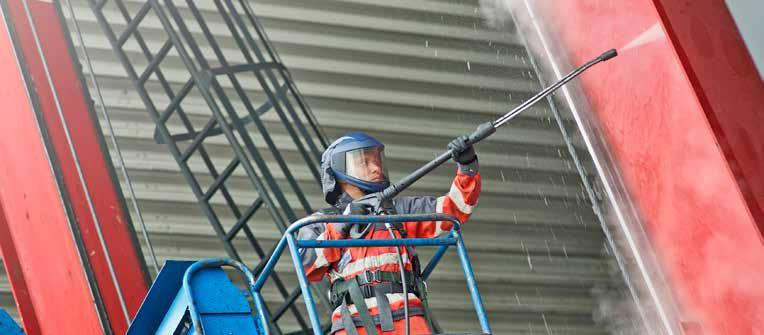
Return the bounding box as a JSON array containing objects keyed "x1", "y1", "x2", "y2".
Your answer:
[{"x1": 385, "y1": 222, "x2": 410, "y2": 335}]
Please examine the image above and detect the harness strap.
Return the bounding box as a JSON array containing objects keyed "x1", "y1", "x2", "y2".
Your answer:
[
  {"x1": 347, "y1": 278, "x2": 379, "y2": 335},
  {"x1": 373, "y1": 287, "x2": 395, "y2": 331},
  {"x1": 340, "y1": 299, "x2": 359, "y2": 335},
  {"x1": 417, "y1": 283, "x2": 438, "y2": 333},
  {"x1": 330, "y1": 271, "x2": 417, "y2": 306},
  {"x1": 329, "y1": 306, "x2": 427, "y2": 334}
]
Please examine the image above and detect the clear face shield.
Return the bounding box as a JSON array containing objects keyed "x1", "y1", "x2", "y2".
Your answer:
[{"x1": 344, "y1": 146, "x2": 389, "y2": 184}]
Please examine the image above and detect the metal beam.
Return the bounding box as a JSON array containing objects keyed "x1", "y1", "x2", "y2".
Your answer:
[{"x1": 0, "y1": 1, "x2": 149, "y2": 333}]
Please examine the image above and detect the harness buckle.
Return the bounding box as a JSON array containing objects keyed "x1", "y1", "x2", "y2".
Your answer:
[{"x1": 362, "y1": 270, "x2": 381, "y2": 284}]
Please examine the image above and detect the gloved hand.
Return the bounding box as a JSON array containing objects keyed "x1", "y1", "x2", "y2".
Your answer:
[
  {"x1": 448, "y1": 135, "x2": 477, "y2": 164},
  {"x1": 344, "y1": 192, "x2": 394, "y2": 215}
]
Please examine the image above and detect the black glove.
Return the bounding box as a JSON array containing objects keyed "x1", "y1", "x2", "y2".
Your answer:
[
  {"x1": 448, "y1": 135, "x2": 477, "y2": 164},
  {"x1": 344, "y1": 192, "x2": 395, "y2": 215},
  {"x1": 340, "y1": 193, "x2": 395, "y2": 238}
]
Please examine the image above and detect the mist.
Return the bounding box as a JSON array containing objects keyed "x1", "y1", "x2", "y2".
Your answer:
[{"x1": 477, "y1": 1, "x2": 670, "y2": 334}]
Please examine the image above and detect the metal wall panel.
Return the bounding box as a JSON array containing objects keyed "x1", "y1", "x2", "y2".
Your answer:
[{"x1": 2, "y1": 0, "x2": 618, "y2": 333}]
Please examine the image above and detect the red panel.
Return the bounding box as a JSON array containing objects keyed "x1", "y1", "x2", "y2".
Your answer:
[
  {"x1": 0, "y1": 204, "x2": 41, "y2": 335},
  {"x1": 652, "y1": 0, "x2": 764, "y2": 235},
  {"x1": 1, "y1": 1, "x2": 149, "y2": 333},
  {"x1": 528, "y1": 1, "x2": 764, "y2": 334},
  {"x1": 0, "y1": 5, "x2": 103, "y2": 333}
]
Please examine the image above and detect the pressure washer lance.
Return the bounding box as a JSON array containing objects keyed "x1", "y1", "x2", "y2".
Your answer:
[{"x1": 379, "y1": 48, "x2": 618, "y2": 203}]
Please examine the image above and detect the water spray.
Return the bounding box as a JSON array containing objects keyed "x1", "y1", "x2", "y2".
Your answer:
[
  {"x1": 620, "y1": 23, "x2": 663, "y2": 52},
  {"x1": 379, "y1": 48, "x2": 619, "y2": 202}
]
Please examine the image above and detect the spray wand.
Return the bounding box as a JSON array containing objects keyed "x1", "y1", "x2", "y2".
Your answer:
[{"x1": 380, "y1": 48, "x2": 618, "y2": 202}]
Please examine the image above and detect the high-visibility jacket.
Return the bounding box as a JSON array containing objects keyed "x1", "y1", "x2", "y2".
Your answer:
[{"x1": 297, "y1": 161, "x2": 481, "y2": 334}]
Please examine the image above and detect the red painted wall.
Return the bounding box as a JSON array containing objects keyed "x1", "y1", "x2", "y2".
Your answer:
[
  {"x1": 529, "y1": 1, "x2": 764, "y2": 334},
  {"x1": 652, "y1": 0, "x2": 764, "y2": 235}
]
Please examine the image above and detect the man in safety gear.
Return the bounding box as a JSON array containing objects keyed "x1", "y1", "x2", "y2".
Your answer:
[{"x1": 297, "y1": 132, "x2": 481, "y2": 335}]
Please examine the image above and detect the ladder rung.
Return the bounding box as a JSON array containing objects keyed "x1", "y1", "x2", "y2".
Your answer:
[
  {"x1": 202, "y1": 158, "x2": 240, "y2": 201},
  {"x1": 225, "y1": 198, "x2": 263, "y2": 241},
  {"x1": 137, "y1": 40, "x2": 173, "y2": 86},
  {"x1": 115, "y1": 2, "x2": 152, "y2": 47}
]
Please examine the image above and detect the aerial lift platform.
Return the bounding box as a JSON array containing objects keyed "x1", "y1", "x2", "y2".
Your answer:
[{"x1": 127, "y1": 213, "x2": 491, "y2": 335}]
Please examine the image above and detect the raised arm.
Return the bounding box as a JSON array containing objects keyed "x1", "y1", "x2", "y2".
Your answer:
[{"x1": 398, "y1": 160, "x2": 481, "y2": 238}]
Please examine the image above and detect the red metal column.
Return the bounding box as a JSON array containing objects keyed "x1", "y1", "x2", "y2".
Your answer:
[
  {"x1": 525, "y1": 0, "x2": 764, "y2": 334},
  {"x1": 651, "y1": 0, "x2": 764, "y2": 235},
  {"x1": 0, "y1": 1, "x2": 148, "y2": 334}
]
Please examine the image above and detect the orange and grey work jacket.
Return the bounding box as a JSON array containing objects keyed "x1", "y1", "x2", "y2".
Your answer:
[{"x1": 297, "y1": 160, "x2": 481, "y2": 334}]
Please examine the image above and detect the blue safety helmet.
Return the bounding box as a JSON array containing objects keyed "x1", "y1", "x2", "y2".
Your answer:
[{"x1": 321, "y1": 132, "x2": 390, "y2": 205}]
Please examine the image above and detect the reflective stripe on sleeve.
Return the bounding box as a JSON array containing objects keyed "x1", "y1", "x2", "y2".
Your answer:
[{"x1": 448, "y1": 181, "x2": 475, "y2": 214}]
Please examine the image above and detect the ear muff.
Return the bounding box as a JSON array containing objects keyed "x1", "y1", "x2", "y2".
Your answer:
[{"x1": 321, "y1": 138, "x2": 344, "y2": 205}]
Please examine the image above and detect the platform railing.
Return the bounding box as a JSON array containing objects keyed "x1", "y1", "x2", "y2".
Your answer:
[{"x1": 247, "y1": 213, "x2": 493, "y2": 335}]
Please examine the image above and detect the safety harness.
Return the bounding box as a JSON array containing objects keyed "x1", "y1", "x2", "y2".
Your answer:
[{"x1": 318, "y1": 207, "x2": 436, "y2": 335}]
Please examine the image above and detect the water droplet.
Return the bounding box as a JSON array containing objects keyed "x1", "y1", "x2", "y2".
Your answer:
[
  {"x1": 527, "y1": 254, "x2": 533, "y2": 270},
  {"x1": 542, "y1": 313, "x2": 552, "y2": 334},
  {"x1": 425, "y1": 40, "x2": 429, "y2": 48},
  {"x1": 466, "y1": 61, "x2": 471, "y2": 71},
  {"x1": 499, "y1": 170, "x2": 506, "y2": 182}
]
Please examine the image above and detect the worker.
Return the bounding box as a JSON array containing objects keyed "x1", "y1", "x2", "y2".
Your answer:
[{"x1": 297, "y1": 131, "x2": 481, "y2": 335}]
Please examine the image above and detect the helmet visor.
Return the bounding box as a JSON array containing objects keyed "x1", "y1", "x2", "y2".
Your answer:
[{"x1": 345, "y1": 147, "x2": 388, "y2": 183}]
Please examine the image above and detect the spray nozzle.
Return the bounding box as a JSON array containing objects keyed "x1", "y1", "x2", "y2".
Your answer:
[{"x1": 599, "y1": 49, "x2": 618, "y2": 62}]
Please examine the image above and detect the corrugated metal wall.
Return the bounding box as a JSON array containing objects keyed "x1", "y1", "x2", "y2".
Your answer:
[{"x1": 1, "y1": 0, "x2": 618, "y2": 333}]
